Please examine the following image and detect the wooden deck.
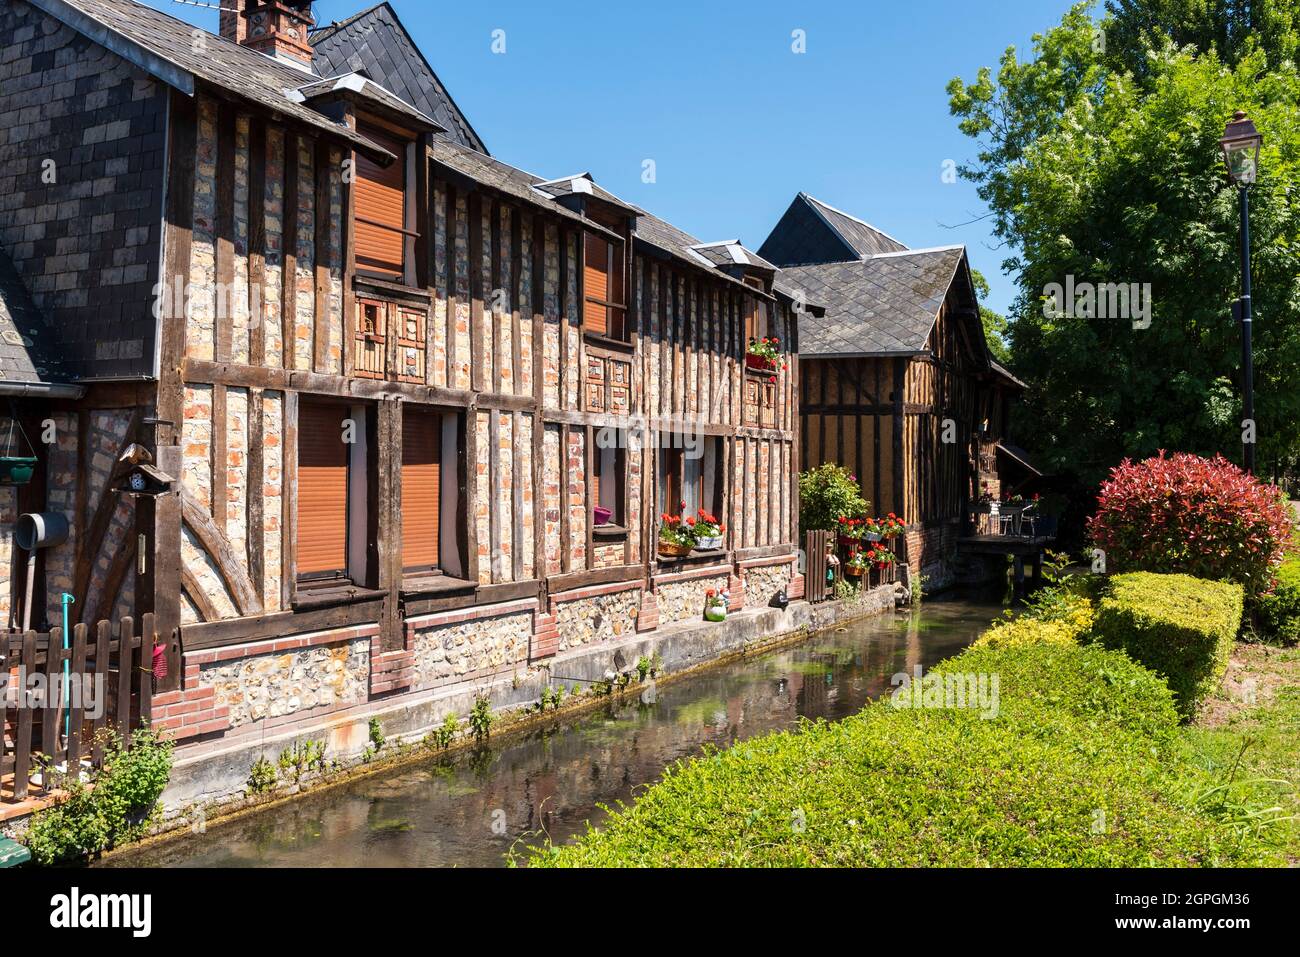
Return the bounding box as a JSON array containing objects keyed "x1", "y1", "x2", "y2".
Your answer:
[{"x1": 957, "y1": 534, "x2": 1056, "y2": 556}]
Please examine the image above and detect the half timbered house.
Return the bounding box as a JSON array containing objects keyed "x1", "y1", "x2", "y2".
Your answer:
[
  {"x1": 0, "y1": 0, "x2": 806, "y2": 748},
  {"x1": 761, "y1": 193, "x2": 1026, "y2": 588}
]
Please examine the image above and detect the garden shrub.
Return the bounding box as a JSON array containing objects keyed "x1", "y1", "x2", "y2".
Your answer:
[
  {"x1": 973, "y1": 592, "x2": 1095, "y2": 651},
  {"x1": 24, "y1": 725, "x2": 174, "y2": 866},
  {"x1": 530, "y1": 642, "x2": 1262, "y2": 867},
  {"x1": 1088, "y1": 452, "x2": 1292, "y2": 596},
  {"x1": 1093, "y1": 572, "x2": 1243, "y2": 720},
  {"x1": 1251, "y1": 550, "x2": 1300, "y2": 645},
  {"x1": 798, "y1": 464, "x2": 868, "y2": 535}
]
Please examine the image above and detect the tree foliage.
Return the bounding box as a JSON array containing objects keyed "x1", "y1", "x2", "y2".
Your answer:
[{"x1": 948, "y1": 1, "x2": 1300, "y2": 486}]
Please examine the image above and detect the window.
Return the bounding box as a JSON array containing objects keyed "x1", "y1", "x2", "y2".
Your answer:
[
  {"x1": 591, "y1": 428, "x2": 626, "y2": 527},
  {"x1": 583, "y1": 231, "x2": 626, "y2": 340},
  {"x1": 744, "y1": 292, "x2": 769, "y2": 347},
  {"x1": 355, "y1": 121, "x2": 413, "y2": 281},
  {"x1": 401, "y1": 407, "x2": 442, "y2": 573},
  {"x1": 658, "y1": 436, "x2": 725, "y2": 528},
  {"x1": 297, "y1": 400, "x2": 355, "y2": 581}
]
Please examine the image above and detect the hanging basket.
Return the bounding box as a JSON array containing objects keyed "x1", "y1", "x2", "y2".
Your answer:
[{"x1": 0, "y1": 456, "x2": 37, "y2": 486}]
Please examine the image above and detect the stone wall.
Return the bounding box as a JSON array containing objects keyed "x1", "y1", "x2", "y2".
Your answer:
[
  {"x1": 554, "y1": 586, "x2": 641, "y2": 651},
  {"x1": 742, "y1": 561, "x2": 794, "y2": 609},
  {"x1": 656, "y1": 572, "x2": 729, "y2": 626},
  {"x1": 411, "y1": 607, "x2": 533, "y2": 689},
  {"x1": 197, "y1": 637, "x2": 369, "y2": 729}
]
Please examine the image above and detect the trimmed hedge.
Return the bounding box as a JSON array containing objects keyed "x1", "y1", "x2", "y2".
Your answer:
[
  {"x1": 972, "y1": 593, "x2": 1094, "y2": 650},
  {"x1": 1093, "y1": 573, "x2": 1243, "y2": 720},
  {"x1": 1252, "y1": 552, "x2": 1300, "y2": 645},
  {"x1": 530, "y1": 641, "x2": 1265, "y2": 867}
]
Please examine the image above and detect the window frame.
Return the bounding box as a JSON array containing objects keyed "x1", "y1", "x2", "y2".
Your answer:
[
  {"x1": 353, "y1": 116, "x2": 419, "y2": 285},
  {"x1": 582, "y1": 230, "x2": 628, "y2": 343},
  {"x1": 590, "y1": 426, "x2": 628, "y2": 532},
  {"x1": 295, "y1": 398, "x2": 371, "y2": 588}
]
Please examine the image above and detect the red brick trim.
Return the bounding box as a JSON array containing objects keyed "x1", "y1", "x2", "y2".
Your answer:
[
  {"x1": 549, "y1": 579, "x2": 643, "y2": 608},
  {"x1": 635, "y1": 592, "x2": 659, "y2": 632},
  {"x1": 184, "y1": 624, "x2": 381, "y2": 666},
  {"x1": 405, "y1": 597, "x2": 540, "y2": 634},
  {"x1": 727, "y1": 573, "x2": 745, "y2": 612},
  {"x1": 788, "y1": 574, "x2": 806, "y2": 600},
  {"x1": 151, "y1": 686, "x2": 231, "y2": 742},
  {"x1": 737, "y1": 555, "x2": 799, "y2": 571},
  {"x1": 532, "y1": 611, "x2": 559, "y2": 660},
  {"x1": 652, "y1": 563, "x2": 732, "y2": 587},
  {"x1": 370, "y1": 648, "x2": 415, "y2": 696}
]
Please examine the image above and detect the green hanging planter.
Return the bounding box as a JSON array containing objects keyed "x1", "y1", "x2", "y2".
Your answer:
[{"x1": 0, "y1": 455, "x2": 37, "y2": 486}]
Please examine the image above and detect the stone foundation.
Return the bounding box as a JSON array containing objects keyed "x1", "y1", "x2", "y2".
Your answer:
[
  {"x1": 409, "y1": 603, "x2": 535, "y2": 689},
  {"x1": 741, "y1": 559, "x2": 795, "y2": 609},
  {"x1": 656, "y1": 571, "x2": 730, "y2": 625},
  {"x1": 199, "y1": 637, "x2": 369, "y2": 728},
  {"x1": 554, "y1": 584, "x2": 641, "y2": 651}
]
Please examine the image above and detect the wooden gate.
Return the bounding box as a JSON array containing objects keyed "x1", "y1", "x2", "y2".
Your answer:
[
  {"x1": 805, "y1": 530, "x2": 834, "y2": 603},
  {"x1": 1, "y1": 614, "x2": 155, "y2": 802}
]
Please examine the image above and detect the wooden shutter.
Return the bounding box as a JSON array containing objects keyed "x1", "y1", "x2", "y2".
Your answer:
[
  {"x1": 401, "y1": 409, "x2": 441, "y2": 571},
  {"x1": 583, "y1": 232, "x2": 609, "y2": 336},
  {"x1": 355, "y1": 124, "x2": 408, "y2": 278},
  {"x1": 297, "y1": 402, "x2": 350, "y2": 578}
]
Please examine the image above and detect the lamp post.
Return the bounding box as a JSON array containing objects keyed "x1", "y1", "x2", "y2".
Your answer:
[{"x1": 1220, "y1": 110, "x2": 1263, "y2": 475}]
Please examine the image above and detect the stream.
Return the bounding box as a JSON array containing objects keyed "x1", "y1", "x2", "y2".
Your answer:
[{"x1": 107, "y1": 589, "x2": 1005, "y2": 868}]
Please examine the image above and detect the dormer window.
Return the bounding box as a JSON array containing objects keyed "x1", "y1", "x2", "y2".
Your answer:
[
  {"x1": 355, "y1": 120, "x2": 415, "y2": 282},
  {"x1": 583, "y1": 231, "x2": 627, "y2": 342}
]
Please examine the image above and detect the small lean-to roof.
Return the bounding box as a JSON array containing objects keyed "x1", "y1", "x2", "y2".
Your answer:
[
  {"x1": 782, "y1": 246, "x2": 968, "y2": 356},
  {"x1": 29, "y1": 0, "x2": 394, "y2": 162},
  {"x1": 0, "y1": 245, "x2": 79, "y2": 395},
  {"x1": 289, "y1": 72, "x2": 444, "y2": 133},
  {"x1": 687, "y1": 241, "x2": 777, "y2": 273},
  {"x1": 988, "y1": 360, "x2": 1027, "y2": 390}
]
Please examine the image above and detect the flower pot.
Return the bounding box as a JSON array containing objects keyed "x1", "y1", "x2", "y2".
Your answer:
[
  {"x1": 696, "y1": 534, "x2": 723, "y2": 550},
  {"x1": 745, "y1": 353, "x2": 776, "y2": 372},
  {"x1": 0, "y1": 456, "x2": 37, "y2": 486},
  {"x1": 658, "y1": 540, "x2": 694, "y2": 558},
  {"x1": 864, "y1": 532, "x2": 882, "y2": 542},
  {"x1": 845, "y1": 566, "x2": 865, "y2": 578},
  {"x1": 704, "y1": 604, "x2": 727, "y2": 622},
  {"x1": 593, "y1": 505, "x2": 612, "y2": 526}
]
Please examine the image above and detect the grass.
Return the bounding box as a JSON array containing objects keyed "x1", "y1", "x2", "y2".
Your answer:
[
  {"x1": 527, "y1": 640, "x2": 1277, "y2": 868},
  {"x1": 1179, "y1": 643, "x2": 1300, "y2": 863}
]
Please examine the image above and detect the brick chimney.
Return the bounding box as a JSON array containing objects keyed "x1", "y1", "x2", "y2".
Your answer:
[{"x1": 219, "y1": 1, "x2": 316, "y2": 67}]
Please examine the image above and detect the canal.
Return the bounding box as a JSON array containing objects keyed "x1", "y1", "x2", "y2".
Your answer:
[{"x1": 108, "y1": 590, "x2": 1004, "y2": 868}]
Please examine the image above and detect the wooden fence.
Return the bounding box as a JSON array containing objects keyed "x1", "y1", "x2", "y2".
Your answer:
[
  {"x1": 805, "y1": 530, "x2": 833, "y2": 603},
  {"x1": 1, "y1": 614, "x2": 155, "y2": 802}
]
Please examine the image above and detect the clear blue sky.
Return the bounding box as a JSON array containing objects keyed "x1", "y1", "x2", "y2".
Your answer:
[{"x1": 144, "y1": 0, "x2": 1082, "y2": 315}]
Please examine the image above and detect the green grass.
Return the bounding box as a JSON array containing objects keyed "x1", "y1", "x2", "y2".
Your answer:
[
  {"x1": 528, "y1": 641, "x2": 1276, "y2": 868},
  {"x1": 1178, "y1": 644, "x2": 1300, "y2": 863}
]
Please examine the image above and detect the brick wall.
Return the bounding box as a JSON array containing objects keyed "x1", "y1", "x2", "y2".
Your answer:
[{"x1": 0, "y1": 0, "x2": 167, "y2": 378}]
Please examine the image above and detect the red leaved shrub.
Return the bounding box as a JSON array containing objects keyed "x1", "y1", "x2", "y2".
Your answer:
[{"x1": 1088, "y1": 452, "x2": 1292, "y2": 595}]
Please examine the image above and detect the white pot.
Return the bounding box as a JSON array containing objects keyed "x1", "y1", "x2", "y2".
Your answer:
[{"x1": 697, "y1": 534, "x2": 724, "y2": 550}]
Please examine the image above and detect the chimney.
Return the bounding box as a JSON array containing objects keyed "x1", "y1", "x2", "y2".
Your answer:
[{"x1": 219, "y1": 1, "x2": 316, "y2": 67}]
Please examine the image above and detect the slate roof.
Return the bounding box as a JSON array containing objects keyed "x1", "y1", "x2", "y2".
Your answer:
[
  {"x1": 33, "y1": 0, "x2": 394, "y2": 161},
  {"x1": 780, "y1": 247, "x2": 968, "y2": 356},
  {"x1": 532, "y1": 174, "x2": 641, "y2": 215},
  {"x1": 311, "y1": 2, "x2": 487, "y2": 154},
  {"x1": 428, "y1": 137, "x2": 773, "y2": 297},
  {"x1": 803, "y1": 194, "x2": 908, "y2": 257},
  {"x1": 0, "y1": 245, "x2": 75, "y2": 391}
]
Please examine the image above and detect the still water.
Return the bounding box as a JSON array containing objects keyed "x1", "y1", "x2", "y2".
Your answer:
[{"x1": 109, "y1": 591, "x2": 1004, "y2": 868}]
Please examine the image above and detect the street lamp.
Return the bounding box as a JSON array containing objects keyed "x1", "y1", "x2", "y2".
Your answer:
[{"x1": 1220, "y1": 110, "x2": 1263, "y2": 474}]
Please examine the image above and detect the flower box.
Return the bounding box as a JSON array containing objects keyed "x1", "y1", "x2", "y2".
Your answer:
[
  {"x1": 658, "y1": 540, "x2": 693, "y2": 558},
  {"x1": 744, "y1": 353, "x2": 777, "y2": 372},
  {"x1": 696, "y1": 534, "x2": 724, "y2": 550}
]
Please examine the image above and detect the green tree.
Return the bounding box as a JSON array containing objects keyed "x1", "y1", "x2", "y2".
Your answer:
[
  {"x1": 972, "y1": 269, "x2": 1011, "y2": 364},
  {"x1": 948, "y1": 2, "x2": 1300, "y2": 486},
  {"x1": 1104, "y1": 0, "x2": 1300, "y2": 79}
]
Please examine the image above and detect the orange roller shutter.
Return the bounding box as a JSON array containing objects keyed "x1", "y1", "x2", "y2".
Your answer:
[
  {"x1": 583, "y1": 232, "x2": 609, "y2": 336},
  {"x1": 297, "y1": 402, "x2": 350, "y2": 577},
  {"x1": 355, "y1": 124, "x2": 407, "y2": 277},
  {"x1": 401, "y1": 409, "x2": 441, "y2": 571}
]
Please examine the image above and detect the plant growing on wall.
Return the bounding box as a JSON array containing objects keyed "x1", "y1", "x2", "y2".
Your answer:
[
  {"x1": 368, "y1": 718, "x2": 386, "y2": 752},
  {"x1": 469, "y1": 694, "x2": 494, "y2": 742},
  {"x1": 799, "y1": 464, "x2": 868, "y2": 536},
  {"x1": 248, "y1": 755, "x2": 278, "y2": 794}
]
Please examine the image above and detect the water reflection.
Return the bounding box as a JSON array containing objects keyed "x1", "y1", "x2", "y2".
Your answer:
[{"x1": 108, "y1": 590, "x2": 1002, "y2": 868}]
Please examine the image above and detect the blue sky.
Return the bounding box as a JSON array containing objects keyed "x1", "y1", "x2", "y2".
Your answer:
[{"x1": 144, "y1": 0, "x2": 1083, "y2": 315}]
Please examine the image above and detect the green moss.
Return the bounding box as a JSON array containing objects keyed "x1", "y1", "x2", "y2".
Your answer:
[{"x1": 1094, "y1": 573, "x2": 1243, "y2": 720}]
